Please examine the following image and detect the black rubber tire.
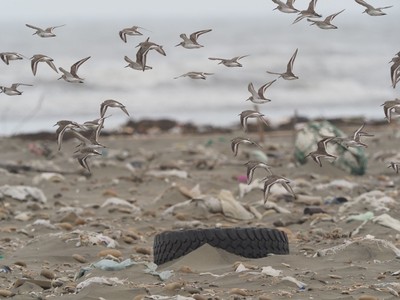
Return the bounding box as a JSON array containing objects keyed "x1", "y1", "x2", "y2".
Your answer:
[{"x1": 153, "y1": 227, "x2": 289, "y2": 265}]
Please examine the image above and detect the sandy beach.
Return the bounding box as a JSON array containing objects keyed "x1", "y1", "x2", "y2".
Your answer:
[{"x1": 1, "y1": 121, "x2": 400, "y2": 300}]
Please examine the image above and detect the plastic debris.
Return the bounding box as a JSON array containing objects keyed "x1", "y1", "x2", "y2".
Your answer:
[
  {"x1": 261, "y1": 266, "x2": 282, "y2": 277},
  {"x1": 0, "y1": 185, "x2": 47, "y2": 203},
  {"x1": 92, "y1": 258, "x2": 137, "y2": 271},
  {"x1": 76, "y1": 276, "x2": 126, "y2": 292},
  {"x1": 146, "y1": 169, "x2": 188, "y2": 179},
  {"x1": 144, "y1": 262, "x2": 174, "y2": 281},
  {"x1": 218, "y1": 189, "x2": 254, "y2": 220},
  {"x1": 294, "y1": 120, "x2": 367, "y2": 175},
  {"x1": 346, "y1": 211, "x2": 374, "y2": 222},
  {"x1": 101, "y1": 197, "x2": 141, "y2": 213},
  {"x1": 0, "y1": 266, "x2": 11, "y2": 273},
  {"x1": 373, "y1": 214, "x2": 400, "y2": 232}
]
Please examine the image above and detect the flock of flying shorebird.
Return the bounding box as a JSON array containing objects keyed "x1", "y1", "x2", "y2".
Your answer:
[{"x1": 1, "y1": 0, "x2": 399, "y2": 202}]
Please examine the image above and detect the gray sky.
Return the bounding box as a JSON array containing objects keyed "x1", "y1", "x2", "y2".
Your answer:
[{"x1": 4, "y1": 0, "x2": 391, "y2": 21}]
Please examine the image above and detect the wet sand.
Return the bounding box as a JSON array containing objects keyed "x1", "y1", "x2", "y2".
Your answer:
[{"x1": 1, "y1": 122, "x2": 400, "y2": 300}]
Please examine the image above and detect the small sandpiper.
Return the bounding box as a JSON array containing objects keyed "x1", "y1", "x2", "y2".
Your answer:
[
  {"x1": 333, "y1": 123, "x2": 374, "y2": 148},
  {"x1": 176, "y1": 29, "x2": 212, "y2": 49},
  {"x1": 239, "y1": 110, "x2": 269, "y2": 132},
  {"x1": 231, "y1": 137, "x2": 262, "y2": 156},
  {"x1": 388, "y1": 162, "x2": 400, "y2": 174},
  {"x1": 174, "y1": 72, "x2": 214, "y2": 80},
  {"x1": 381, "y1": 99, "x2": 400, "y2": 123},
  {"x1": 208, "y1": 55, "x2": 249, "y2": 67},
  {"x1": 0, "y1": 83, "x2": 33, "y2": 96},
  {"x1": 390, "y1": 56, "x2": 400, "y2": 89},
  {"x1": 135, "y1": 37, "x2": 166, "y2": 71},
  {"x1": 245, "y1": 161, "x2": 273, "y2": 185},
  {"x1": 30, "y1": 54, "x2": 58, "y2": 76},
  {"x1": 58, "y1": 56, "x2": 91, "y2": 83},
  {"x1": 0, "y1": 52, "x2": 25, "y2": 65},
  {"x1": 293, "y1": 0, "x2": 321, "y2": 24},
  {"x1": 119, "y1": 26, "x2": 146, "y2": 43},
  {"x1": 354, "y1": 0, "x2": 392, "y2": 16},
  {"x1": 307, "y1": 9, "x2": 345, "y2": 29},
  {"x1": 267, "y1": 48, "x2": 299, "y2": 80},
  {"x1": 124, "y1": 55, "x2": 152, "y2": 71},
  {"x1": 100, "y1": 99, "x2": 130, "y2": 118},
  {"x1": 305, "y1": 137, "x2": 337, "y2": 167},
  {"x1": 246, "y1": 80, "x2": 277, "y2": 104},
  {"x1": 54, "y1": 120, "x2": 86, "y2": 151},
  {"x1": 25, "y1": 24, "x2": 65, "y2": 37},
  {"x1": 73, "y1": 147, "x2": 102, "y2": 174},
  {"x1": 272, "y1": 0, "x2": 299, "y2": 13},
  {"x1": 261, "y1": 174, "x2": 296, "y2": 204}
]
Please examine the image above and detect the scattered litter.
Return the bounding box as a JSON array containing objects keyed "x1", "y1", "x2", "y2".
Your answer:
[
  {"x1": 144, "y1": 262, "x2": 174, "y2": 281},
  {"x1": 346, "y1": 211, "x2": 374, "y2": 222},
  {"x1": 218, "y1": 189, "x2": 254, "y2": 220},
  {"x1": 92, "y1": 258, "x2": 137, "y2": 271},
  {"x1": 146, "y1": 169, "x2": 188, "y2": 179},
  {"x1": 373, "y1": 214, "x2": 400, "y2": 232},
  {"x1": 0, "y1": 185, "x2": 47, "y2": 203},
  {"x1": 75, "y1": 276, "x2": 126, "y2": 292},
  {"x1": 261, "y1": 266, "x2": 282, "y2": 277}
]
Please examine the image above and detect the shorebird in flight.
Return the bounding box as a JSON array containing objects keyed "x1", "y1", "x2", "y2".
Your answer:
[
  {"x1": 0, "y1": 52, "x2": 26, "y2": 65},
  {"x1": 54, "y1": 120, "x2": 86, "y2": 151},
  {"x1": 245, "y1": 161, "x2": 273, "y2": 185},
  {"x1": 174, "y1": 71, "x2": 213, "y2": 80},
  {"x1": 124, "y1": 55, "x2": 152, "y2": 71},
  {"x1": 390, "y1": 54, "x2": 400, "y2": 88},
  {"x1": 231, "y1": 137, "x2": 262, "y2": 157},
  {"x1": 239, "y1": 110, "x2": 269, "y2": 132},
  {"x1": 266, "y1": 48, "x2": 299, "y2": 80},
  {"x1": 272, "y1": 0, "x2": 299, "y2": 13},
  {"x1": 119, "y1": 25, "x2": 147, "y2": 43},
  {"x1": 333, "y1": 123, "x2": 374, "y2": 148},
  {"x1": 30, "y1": 54, "x2": 58, "y2": 76},
  {"x1": 381, "y1": 99, "x2": 400, "y2": 123},
  {"x1": 208, "y1": 55, "x2": 249, "y2": 67},
  {"x1": 25, "y1": 24, "x2": 65, "y2": 37},
  {"x1": 246, "y1": 80, "x2": 277, "y2": 104},
  {"x1": 73, "y1": 147, "x2": 102, "y2": 174},
  {"x1": 388, "y1": 162, "x2": 400, "y2": 174},
  {"x1": 293, "y1": 0, "x2": 321, "y2": 24},
  {"x1": 176, "y1": 29, "x2": 212, "y2": 49},
  {"x1": 58, "y1": 56, "x2": 91, "y2": 83},
  {"x1": 0, "y1": 83, "x2": 33, "y2": 96},
  {"x1": 134, "y1": 37, "x2": 166, "y2": 71},
  {"x1": 354, "y1": 0, "x2": 392, "y2": 16},
  {"x1": 305, "y1": 137, "x2": 336, "y2": 167},
  {"x1": 262, "y1": 174, "x2": 296, "y2": 203},
  {"x1": 307, "y1": 9, "x2": 345, "y2": 29},
  {"x1": 100, "y1": 99, "x2": 130, "y2": 118}
]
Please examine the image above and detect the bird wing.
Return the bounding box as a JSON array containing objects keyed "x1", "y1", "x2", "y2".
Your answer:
[
  {"x1": 26, "y1": 24, "x2": 42, "y2": 31},
  {"x1": 325, "y1": 9, "x2": 345, "y2": 22},
  {"x1": 190, "y1": 29, "x2": 212, "y2": 41},
  {"x1": 45, "y1": 60, "x2": 58, "y2": 73},
  {"x1": 208, "y1": 57, "x2": 224, "y2": 61},
  {"x1": 119, "y1": 30, "x2": 127, "y2": 43},
  {"x1": 355, "y1": 0, "x2": 373, "y2": 9},
  {"x1": 259, "y1": 79, "x2": 276, "y2": 98},
  {"x1": 48, "y1": 24, "x2": 65, "y2": 31},
  {"x1": 247, "y1": 82, "x2": 257, "y2": 97},
  {"x1": 124, "y1": 55, "x2": 134, "y2": 64},
  {"x1": 287, "y1": 48, "x2": 298, "y2": 73},
  {"x1": 71, "y1": 56, "x2": 91, "y2": 76}
]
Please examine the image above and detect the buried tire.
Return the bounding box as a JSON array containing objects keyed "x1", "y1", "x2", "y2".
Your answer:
[{"x1": 153, "y1": 227, "x2": 289, "y2": 265}]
